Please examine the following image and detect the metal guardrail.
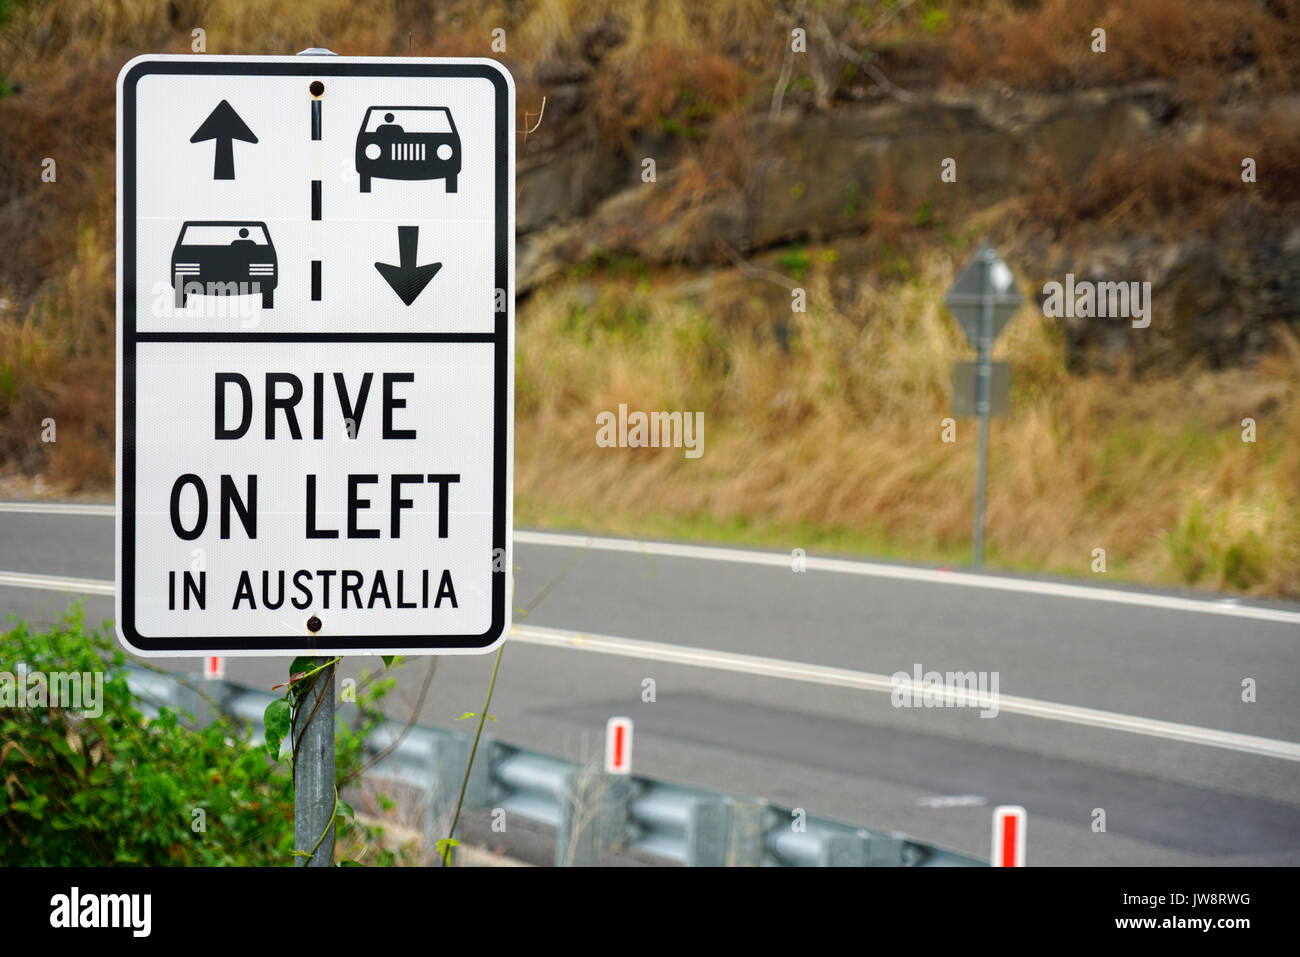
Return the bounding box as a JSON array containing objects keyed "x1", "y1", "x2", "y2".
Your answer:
[{"x1": 125, "y1": 665, "x2": 984, "y2": 867}]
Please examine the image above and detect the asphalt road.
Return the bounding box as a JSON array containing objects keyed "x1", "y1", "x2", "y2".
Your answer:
[{"x1": 2, "y1": 503, "x2": 1298, "y2": 865}]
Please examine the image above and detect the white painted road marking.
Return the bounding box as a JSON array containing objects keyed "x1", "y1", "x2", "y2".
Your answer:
[
  {"x1": 2, "y1": 565, "x2": 1298, "y2": 761},
  {"x1": 512, "y1": 532, "x2": 1300, "y2": 625},
  {"x1": 0, "y1": 502, "x2": 115, "y2": 516},
  {"x1": 918, "y1": 794, "x2": 988, "y2": 808},
  {"x1": 0, "y1": 570, "x2": 115, "y2": 595},
  {"x1": 5, "y1": 502, "x2": 1300, "y2": 625},
  {"x1": 510, "y1": 624, "x2": 1300, "y2": 762}
]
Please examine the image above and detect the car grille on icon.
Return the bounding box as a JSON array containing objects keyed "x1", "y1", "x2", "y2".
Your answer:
[
  {"x1": 173, "y1": 263, "x2": 200, "y2": 275},
  {"x1": 390, "y1": 142, "x2": 427, "y2": 161},
  {"x1": 248, "y1": 263, "x2": 275, "y2": 276}
]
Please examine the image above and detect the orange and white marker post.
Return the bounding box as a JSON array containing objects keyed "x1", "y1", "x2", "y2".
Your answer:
[
  {"x1": 992, "y1": 805, "x2": 1026, "y2": 866},
  {"x1": 605, "y1": 716, "x2": 633, "y2": 775},
  {"x1": 202, "y1": 656, "x2": 225, "y2": 680}
]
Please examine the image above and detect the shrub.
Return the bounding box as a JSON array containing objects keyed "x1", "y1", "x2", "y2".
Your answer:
[{"x1": 0, "y1": 608, "x2": 294, "y2": 865}]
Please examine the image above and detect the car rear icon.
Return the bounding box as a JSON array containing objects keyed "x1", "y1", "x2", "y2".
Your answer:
[
  {"x1": 171, "y1": 221, "x2": 277, "y2": 309},
  {"x1": 356, "y1": 106, "x2": 460, "y2": 193}
]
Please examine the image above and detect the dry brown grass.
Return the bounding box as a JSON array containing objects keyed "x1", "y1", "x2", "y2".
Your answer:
[
  {"x1": 940, "y1": 0, "x2": 1300, "y2": 100},
  {"x1": 515, "y1": 252, "x2": 1300, "y2": 595},
  {"x1": 1010, "y1": 104, "x2": 1300, "y2": 242},
  {"x1": 0, "y1": 223, "x2": 115, "y2": 490}
]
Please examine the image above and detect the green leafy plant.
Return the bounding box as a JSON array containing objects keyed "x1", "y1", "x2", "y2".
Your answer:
[
  {"x1": 264, "y1": 656, "x2": 338, "y2": 760},
  {"x1": 0, "y1": 604, "x2": 418, "y2": 866},
  {"x1": 0, "y1": 608, "x2": 293, "y2": 865}
]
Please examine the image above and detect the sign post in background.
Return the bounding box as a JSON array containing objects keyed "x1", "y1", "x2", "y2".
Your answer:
[{"x1": 944, "y1": 243, "x2": 1022, "y2": 569}]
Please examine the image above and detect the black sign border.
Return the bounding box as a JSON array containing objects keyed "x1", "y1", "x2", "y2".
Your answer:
[{"x1": 118, "y1": 59, "x2": 511, "y2": 653}]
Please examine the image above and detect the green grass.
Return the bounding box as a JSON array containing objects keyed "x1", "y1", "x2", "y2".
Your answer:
[
  {"x1": 513, "y1": 497, "x2": 1142, "y2": 583},
  {"x1": 776, "y1": 246, "x2": 812, "y2": 280}
]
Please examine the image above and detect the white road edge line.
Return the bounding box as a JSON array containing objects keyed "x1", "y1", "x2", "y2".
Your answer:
[
  {"x1": 6, "y1": 502, "x2": 1297, "y2": 624},
  {"x1": 0, "y1": 570, "x2": 114, "y2": 595},
  {"x1": 513, "y1": 532, "x2": 1300, "y2": 625},
  {"x1": 0, "y1": 502, "x2": 115, "y2": 516},
  {"x1": 510, "y1": 624, "x2": 1300, "y2": 763},
  {"x1": 2, "y1": 567, "x2": 1294, "y2": 762}
]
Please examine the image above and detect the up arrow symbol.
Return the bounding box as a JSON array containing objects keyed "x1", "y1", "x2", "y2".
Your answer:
[{"x1": 190, "y1": 100, "x2": 258, "y2": 180}]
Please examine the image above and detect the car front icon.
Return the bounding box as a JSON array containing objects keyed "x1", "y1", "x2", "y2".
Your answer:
[{"x1": 356, "y1": 106, "x2": 461, "y2": 193}]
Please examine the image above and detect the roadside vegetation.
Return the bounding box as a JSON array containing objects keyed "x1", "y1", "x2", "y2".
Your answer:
[
  {"x1": 0, "y1": 610, "x2": 295, "y2": 864},
  {"x1": 0, "y1": 608, "x2": 424, "y2": 865},
  {"x1": 515, "y1": 254, "x2": 1300, "y2": 595}
]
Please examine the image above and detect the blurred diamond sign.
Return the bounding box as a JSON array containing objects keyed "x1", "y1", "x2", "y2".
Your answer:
[{"x1": 944, "y1": 243, "x2": 1023, "y2": 347}]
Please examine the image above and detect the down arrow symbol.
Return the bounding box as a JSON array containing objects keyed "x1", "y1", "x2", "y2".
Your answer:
[{"x1": 374, "y1": 226, "x2": 442, "y2": 306}]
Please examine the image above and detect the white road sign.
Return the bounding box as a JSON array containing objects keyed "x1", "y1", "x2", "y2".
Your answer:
[{"x1": 115, "y1": 55, "x2": 514, "y2": 656}]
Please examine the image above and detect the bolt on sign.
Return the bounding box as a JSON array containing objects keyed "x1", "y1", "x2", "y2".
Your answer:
[{"x1": 115, "y1": 55, "x2": 515, "y2": 656}]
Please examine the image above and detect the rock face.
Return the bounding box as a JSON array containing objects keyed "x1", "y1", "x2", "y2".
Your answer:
[
  {"x1": 517, "y1": 82, "x2": 1165, "y2": 270},
  {"x1": 1038, "y1": 208, "x2": 1300, "y2": 371},
  {"x1": 516, "y1": 76, "x2": 1297, "y2": 370}
]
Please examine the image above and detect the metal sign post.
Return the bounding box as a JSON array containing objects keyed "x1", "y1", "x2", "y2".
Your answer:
[
  {"x1": 293, "y1": 655, "x2": 336, "y2": 866},
  {"x1": 972, "y1": 261, "x2": 993, "y2": 568},
  {"x1": 944, "y1": 243, "x2": 1023, "y2": 569}
]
